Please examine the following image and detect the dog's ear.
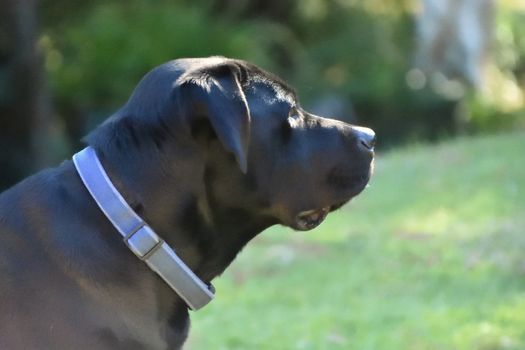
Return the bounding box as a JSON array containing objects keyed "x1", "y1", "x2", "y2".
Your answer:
[{"x1": 176, "y1": 64, "x2": 251, "y2": 173}]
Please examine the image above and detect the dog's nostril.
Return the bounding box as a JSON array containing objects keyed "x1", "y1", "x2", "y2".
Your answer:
[
  {"x1": 354, "y1": 126, "x2": 376, "y2": 151},
  {"x1": 360, "y1": 136, "x2": 376, "y2": 150}
]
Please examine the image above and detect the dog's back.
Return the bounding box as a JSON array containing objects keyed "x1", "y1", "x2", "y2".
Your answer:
[
  {"x1": 0, "y1": 163, "x2": 169, "y2": 349},
  {"x1": 0, "y1": 163, "x2": 85, "y2": 348}
]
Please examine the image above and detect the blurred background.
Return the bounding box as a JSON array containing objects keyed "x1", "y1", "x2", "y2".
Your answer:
[{"x1": 1, "y1": 0, "x2": 524, "y2": 349}]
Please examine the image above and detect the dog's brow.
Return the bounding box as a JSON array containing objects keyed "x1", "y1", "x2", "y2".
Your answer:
[
  {"x1": 246, "y1": 72, "x2": 297, "y2": 102},
  {"x1": 270, "y1": 79, "x2": 297, "y2": 100},
  {"x1": 246, "y1": 79, "x2": 296, "y2": 106},
  {"x1": 274, "y1": 86, "x2": 296, "y2": 105},
  {"x1": 270, "y1": 80, "x2": 297, "y2": 103}
]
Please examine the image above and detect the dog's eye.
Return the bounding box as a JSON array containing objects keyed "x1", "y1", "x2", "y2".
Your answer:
[{"x1": 287, "y1": 108, "x2": 302, "y2": 127}]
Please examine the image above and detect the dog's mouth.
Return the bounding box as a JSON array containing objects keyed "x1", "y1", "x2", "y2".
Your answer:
[
  {"x1": 292, "y1": 173, "x2": 371, "y2": 232},
  {"x1": 294, "y1": 207, "x2": 330, "y2": 231},
  {"x1": 290, "y1": 163, "x2": 374, "y2": 231}
]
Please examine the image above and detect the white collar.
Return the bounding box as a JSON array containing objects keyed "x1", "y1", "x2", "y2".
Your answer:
[{"x1": 73, "y1": 147, "x2": 214, "y2": 310}]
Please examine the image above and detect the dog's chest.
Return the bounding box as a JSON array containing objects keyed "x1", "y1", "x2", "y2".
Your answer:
[{"x1": 79, "y1": 274, "x2": 183, "y2": 349}]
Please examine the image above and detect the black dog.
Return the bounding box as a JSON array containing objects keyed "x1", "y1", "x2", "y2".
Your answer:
[{"x1": 0, "y1": 57, "x2": 375, "y2": 349}]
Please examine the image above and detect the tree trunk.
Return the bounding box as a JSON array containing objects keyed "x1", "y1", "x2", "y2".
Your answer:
[{"x1": 0, "y1": 0, "x2": 55, "y2": 191}]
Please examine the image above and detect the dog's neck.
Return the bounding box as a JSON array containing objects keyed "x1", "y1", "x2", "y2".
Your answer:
[{"x1": 92, "y1": 143, "x2": 274, "y2": 285}]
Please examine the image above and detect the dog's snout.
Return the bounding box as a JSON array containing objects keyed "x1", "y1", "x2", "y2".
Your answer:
[{"x1": 353, "y1": 126, "x2": 376, "y2": 151}]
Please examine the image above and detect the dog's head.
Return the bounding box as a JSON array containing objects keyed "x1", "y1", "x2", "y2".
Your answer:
[
  {"x1": 88, "y1": 57, "x2": 374, "y2": 235},
  {"x1": 242, "y1": 73, "x2": 374, "y2": 231},
  {"x1": 174, "y1": 57, "x2": 375, "y2": 231}
]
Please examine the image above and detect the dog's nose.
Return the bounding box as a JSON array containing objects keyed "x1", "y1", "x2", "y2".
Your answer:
[{"x1": 354, "y1": 126, "x2": 376, "y2": 151}]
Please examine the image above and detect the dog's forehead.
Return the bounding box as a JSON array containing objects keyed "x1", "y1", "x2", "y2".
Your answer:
[
  {"x1": 244, "y1": 75, "x2": 296, "y2": 107},
  {"x1": 170, "y1": 57, "x2": 297, "y2": 105}
]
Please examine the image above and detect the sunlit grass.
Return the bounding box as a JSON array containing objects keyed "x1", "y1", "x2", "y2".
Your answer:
[{"x1": 187, "y1": 131, "x2": 525, "y2": 349}]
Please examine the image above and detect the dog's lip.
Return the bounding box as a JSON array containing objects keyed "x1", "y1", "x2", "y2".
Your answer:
[
  {"x1": 329, "y1": 199, "x2": 350, "y2": 212},
  {"x1": 293, "y1": 207, "x2": 330, "y2": 231},
  {"x1": 291, "y1": 173, "x2": 372, "y2": 231}
]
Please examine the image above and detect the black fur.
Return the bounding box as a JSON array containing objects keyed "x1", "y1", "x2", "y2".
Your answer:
[{"x1": 0, "y1": 57, "x2": 374, "y2": 349}]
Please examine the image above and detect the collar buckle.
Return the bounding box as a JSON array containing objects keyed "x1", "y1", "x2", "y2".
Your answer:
[{"x1": 124, "y1": 224, "x2": 164, "y2": 261}]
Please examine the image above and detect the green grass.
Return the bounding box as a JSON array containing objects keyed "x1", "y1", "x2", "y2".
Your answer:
[{"x1": 187, "y1": 131, "x2": 525, "y2": 350}]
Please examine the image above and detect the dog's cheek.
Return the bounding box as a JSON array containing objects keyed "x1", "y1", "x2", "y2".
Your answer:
[
  {"x1": 190, "y1": 118, "x2": 216, "y2": 145},
  {"x1": 279, "y1": 119, "x2": 292, "y2": 144}
]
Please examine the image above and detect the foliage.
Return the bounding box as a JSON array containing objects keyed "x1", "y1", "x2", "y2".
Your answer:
[
  {"x1": 39, "y1": 0, "x2": 525, "y2": 148},
  {"x1": 466, "y1": 4, "x2": 525, "y2": 132},
  {"x1": 287, "y1": 2, "x2": 459, "y2": 145},
  {"x1": 187, "y1": 131, "x2": 525, "y2": 349},
  {"x1": 44, "y1": 2, "x2": 273, "y2": 113}
]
